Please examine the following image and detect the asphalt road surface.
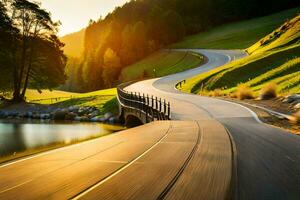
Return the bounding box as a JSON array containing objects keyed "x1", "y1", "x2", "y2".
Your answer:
[{"x1": 125, "y1": 49, "x2": 300, "y2": 200}]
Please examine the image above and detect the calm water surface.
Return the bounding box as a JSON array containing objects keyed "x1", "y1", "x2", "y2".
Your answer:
[{"x1": 0, "y1": 120, "x2": 124, "y2": 157}]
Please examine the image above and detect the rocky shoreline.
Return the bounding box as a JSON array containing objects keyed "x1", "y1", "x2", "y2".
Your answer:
[{"x1": 0, "y1": 103, "x2": 121, "y2": 124}]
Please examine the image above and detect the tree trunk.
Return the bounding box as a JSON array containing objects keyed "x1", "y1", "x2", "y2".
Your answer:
[
  {"x1": 13, "y1": 38, "x2": 27, "y2": 102},
  {"x1": 21, "y1": 65, "x2": 31, "y2": 98},
  {"x1": 12, "y1": 53, "x2": 20, "y2": 101},
  {"x1": 21, "y1": 36, "x2": 36, "y2": 99}
]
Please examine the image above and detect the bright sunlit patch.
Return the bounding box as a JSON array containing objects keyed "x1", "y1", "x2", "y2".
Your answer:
[{"x1": 38, "y1": 0, "x2": 130, "y2": 36}]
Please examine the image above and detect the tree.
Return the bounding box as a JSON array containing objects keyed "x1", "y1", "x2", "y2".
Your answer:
[
  {"x1": 102, "y1": 48, "x2": 121, "y2": 88},
  {"x1": 120, "y1": 24, "x2": 136, "y2": 65},
  {"x1": 0, "y1": 0, "x2": 67, "y2": 102},
  {"x1": 133, "y1": 21, "x2": 148, "y2": 59},
  {"x1": 0, "y1": 1, "x2": 16, "y2": 95},
  {"x1": 26, "y1": 36, "x2": 67, "y2": 92},
  {"x1": 161, "y1": 10, "x2": 186, "y2": 44},
  {"x1": 81, "y1": 53, "x2": 103, "y2": 91},
  {"x1": 147, "y1": 4, "x2": 164, "y2": 43}
]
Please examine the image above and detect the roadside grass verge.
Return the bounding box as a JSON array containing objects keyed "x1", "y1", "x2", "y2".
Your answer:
[
  {"x1": 171, "y1": 7, "x2": 300, "y2": 49},
  {"x1": 120, "y1": 50, "x2": 204, "y2": 82}
]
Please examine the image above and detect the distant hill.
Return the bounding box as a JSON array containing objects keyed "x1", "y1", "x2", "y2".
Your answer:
[{"x1": 60, "y1": 29, "x2": 85, "y2": 58}]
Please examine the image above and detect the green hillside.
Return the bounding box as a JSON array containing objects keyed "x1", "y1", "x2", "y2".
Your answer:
[
  {"x1": 172, "y1": 7, "x2": 300, "y2": 49},
  {"x1": 120, "y1": 50, "x2": 204, "y2": 82},
  {"x1": 181, "y1": 13, "x2": 300, "y2": 96}
]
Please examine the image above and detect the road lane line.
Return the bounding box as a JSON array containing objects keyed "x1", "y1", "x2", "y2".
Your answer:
[
  {"x1": 72, "y1": 122, "x2": 173, "y2": 200},
  {"x1": 217, "y1": 99, "x2": 263, "y2": 124},
  {"x1": 157, "y1": 121, "x2": 202, "y2": 200},
  {"x1": 0, "y1": 179, "x2": 33, "y2": 194},
  {"x1": 0, "y1": 142, "x2": 124, "y2": 194}
]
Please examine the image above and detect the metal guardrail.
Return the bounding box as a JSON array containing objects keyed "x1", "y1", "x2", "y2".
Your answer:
[{"x1": 117, "y1": 83, "x2": 171, "y2": 123}]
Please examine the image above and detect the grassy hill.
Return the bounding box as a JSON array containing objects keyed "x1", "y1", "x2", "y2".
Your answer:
[
  {"x1": 172, "y1": 7, "x2": 300, "y2": 49},
  {"x1": 181, "y1": 12, "x2": 300, "y2": 96},
  {"x1": 60, "y1": 29, "x2": 85, "y2": 58},
  {"x1": 120, "y1": 50, "x2": 204, "y2": 82}
]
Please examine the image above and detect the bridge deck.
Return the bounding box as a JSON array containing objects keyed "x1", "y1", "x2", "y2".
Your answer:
[{"x1": 0, "y1": 121, "x2": 233, "y2": 200}]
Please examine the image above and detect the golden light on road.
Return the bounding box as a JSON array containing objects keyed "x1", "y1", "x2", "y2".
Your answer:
[{"x1": 38, "y1": 0, "x2": 130, "y2": 36}]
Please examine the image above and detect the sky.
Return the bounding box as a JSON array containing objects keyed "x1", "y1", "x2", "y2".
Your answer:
[{"x1": 39, "y1": 0, "x2": 130, "y2": 36}]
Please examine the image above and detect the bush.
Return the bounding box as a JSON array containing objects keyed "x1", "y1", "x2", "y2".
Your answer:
[
  {"x1": 229, "y1": 92, "x2": 237, "y2": 98},
  {"x1": 236, "y1": 85, "x2": 254, "y2": 100},
  {"x1": 260, "y1": 83, "x2": 277, "y2": 100},
  {"x1": 291, "y1": 110, "x2": 300, "y2": 125},
  {"x1": 208, "y1": 89, "x2": 223, "y2": 97}
]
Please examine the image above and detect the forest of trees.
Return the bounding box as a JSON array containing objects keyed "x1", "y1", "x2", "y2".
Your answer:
[
  {"x1": 64, "y1": 0, "x2": 300, "y2": 92},
  {"x1": 0, "y1": 0, "x2": 66, "y2": 102}
]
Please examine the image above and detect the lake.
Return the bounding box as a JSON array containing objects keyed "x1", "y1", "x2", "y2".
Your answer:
[{"x1": 0, "y1": 120, "x2": 124, "y2": 158}]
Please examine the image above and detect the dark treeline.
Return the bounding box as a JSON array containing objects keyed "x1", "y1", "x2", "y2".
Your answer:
[
  {"x1": 0, "y1": 0, "x2": 66, "y2": 102},
  {"x1": 65, "y1": 0, "x2": 300, "y2": 92}
]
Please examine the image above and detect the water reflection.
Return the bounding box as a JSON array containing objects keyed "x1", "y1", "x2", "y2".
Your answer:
[{"x1": 0, "y1": 120, "x2": 124, "y2": 157}]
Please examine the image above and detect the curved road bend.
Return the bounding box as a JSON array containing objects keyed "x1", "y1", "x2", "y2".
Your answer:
[
  {"x1": 0, "y1": 50, "x2": 299, "y2": 200},
  {"x1": 125, "y1": 49, "x2": 300, "y2": 200}
]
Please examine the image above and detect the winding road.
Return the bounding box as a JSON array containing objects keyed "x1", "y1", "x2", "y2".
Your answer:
[
  {"x1": 0, "y1": 49, "x2": 299, "y2": 200},
  {"x1": 126, "y1": 49, "x2": 300, "y2": 200}
]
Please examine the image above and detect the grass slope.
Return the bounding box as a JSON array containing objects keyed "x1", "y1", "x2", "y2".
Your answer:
[
  {"x1": 172, "y1": 7, "x2": 300, "y2": 49},
  {"x1": 120, "y1": 50, "x2": 204, "y2": 82},
  {"x1": 182, "y1": 13, "x2": 300, "y2": 96},
  {"x1": 26, "y1": 88, "x2": 118, "y2": 115}
]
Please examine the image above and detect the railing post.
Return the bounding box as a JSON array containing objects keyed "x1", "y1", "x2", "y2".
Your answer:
[
  {"x1": 146, "y1": 94, "x2": 149, "y2": 105},
  {"x1": 151, "y1": 95, "x2": 154, "y2": 108},
  {"x1": 167, "y1": 102, "x2": 170, "y2": 119},
  {"x1": 130, "y1": 92, "x2": 133, "y2": 107},
  {"x1": 159, "y1": 98, "x2": 162, "y2": 112},
  {"x1": 145, "y1": 103, "x2": 148, "y2": 123},
  {"x1": 163, "y1": 99, "x2": 166, "y2": 115}
]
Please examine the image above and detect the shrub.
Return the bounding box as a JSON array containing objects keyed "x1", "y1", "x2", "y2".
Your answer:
[
  {"x1": 236, "y1": 85, "x2": 254, "y2": 100},
  {"x1": 229, "y1": 92, "x2": 237, "y2": 98},
  {"x1": 208, "y1": 89, "x2": 223, "y2": 97},
  {"x1": 260, "y1": 83, "x2": 277, "y2": 100},
  {"x1": 291, "y1": 110, "x2": 300, "y2": 125}
]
